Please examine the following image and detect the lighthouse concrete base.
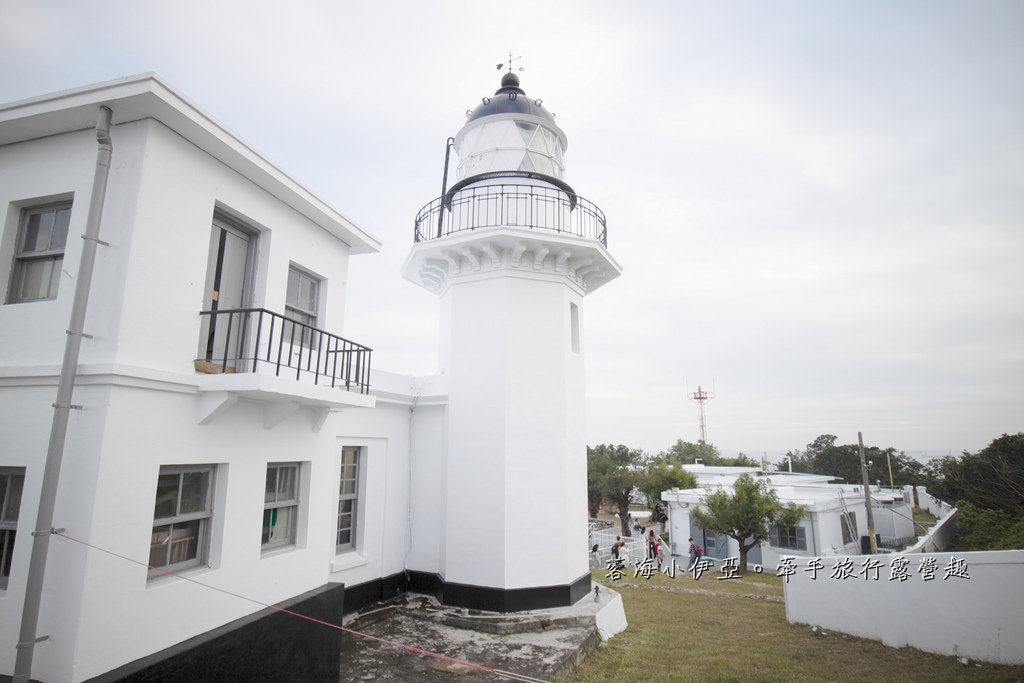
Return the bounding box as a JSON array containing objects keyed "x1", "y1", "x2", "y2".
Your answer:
[{"x1": 339, "y1": 582, "x2": 628, "y2": 681}]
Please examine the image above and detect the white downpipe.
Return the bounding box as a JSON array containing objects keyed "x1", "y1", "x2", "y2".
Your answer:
[{"x1": 14, "y1": 106, "x2": 113, "y2": 683}]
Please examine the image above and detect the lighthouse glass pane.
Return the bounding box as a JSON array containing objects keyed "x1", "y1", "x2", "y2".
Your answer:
[
  {"x1": 517, "y1": 121, "x2": 537, "y2": 143},
  {"x1": 457, "y1": 121, "x2": 564, "y2": 179}
]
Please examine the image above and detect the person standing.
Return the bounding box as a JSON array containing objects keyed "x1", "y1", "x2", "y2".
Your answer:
[
  {"x1": 647, "y1": 529, "x2": 663, "y2": 569},
  {"x1": 687, "y1": 537, "x2": 703, "y2": 571},
  {"x1": 611, "y1": 535, "x2": 625, "y2": 560}
]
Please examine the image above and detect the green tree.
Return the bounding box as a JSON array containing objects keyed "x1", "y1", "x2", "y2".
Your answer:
[
  {"x1": 692, "y1": 473, "x2": 806, "y2": 573},
  {"x1": 923, "y1": 433, "x2": 1024, "y2": 513},
  {"x1": 635, "y1": 459, "x2": 697, "y2": 511},
  {"x1": 586, "y1": 446, "x2": 613, "y2": 519},
  {"x1": 953, "y1": 502, "x2": 1017, "y2": 551},
  {"x1": 660, "y1": 440, "x2": 759, "y2": 467},
  {"x1": 662, "y1": 440, "x2": 721, "y2": 465},
  {"x1": 922, "y1": 433, "x2": 1024, "y2": 550},
  {"x1": 787, "y1": 434, "x2": 922, "y2": 486},
  {"x1": 587, "y1": 444, "x2": 644, "y2": 536}
]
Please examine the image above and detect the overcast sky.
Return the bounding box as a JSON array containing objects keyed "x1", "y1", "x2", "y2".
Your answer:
[{"x1": 2, "y1": 1, "x2": 1021, "y2": 461}]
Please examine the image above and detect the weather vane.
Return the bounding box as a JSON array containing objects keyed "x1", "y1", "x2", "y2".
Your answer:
[{"x1": 496, "y1": 51, "x2": 524, "y2": 73}]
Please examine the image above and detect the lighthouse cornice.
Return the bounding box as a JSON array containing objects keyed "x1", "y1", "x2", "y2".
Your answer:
[{"x1": 401, "y1": 228, "x2": 621, "y2": 296}]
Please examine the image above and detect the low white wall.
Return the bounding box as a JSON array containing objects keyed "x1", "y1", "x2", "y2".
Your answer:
[
  {"x1": 916, "y1": 486, "x2": 955, "y2": 518},
  {"x1": 906, "y1": 506, "x2": 958, "y2": 553},
  {"x1": 873, "y1": 503, "x2": 916, "y2": 542},
  {"x1": 783, "y1": 550, "x2": 1024, "y2": 664}
]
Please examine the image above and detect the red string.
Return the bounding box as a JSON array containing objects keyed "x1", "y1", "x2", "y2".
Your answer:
[{"x1": 53, "y1": 530, "x2": 496, "y2": 674}]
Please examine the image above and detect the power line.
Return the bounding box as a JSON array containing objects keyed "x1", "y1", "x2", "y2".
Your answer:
[{"x1": 51, "y1": 530, "x2": 547, "y2": 681}]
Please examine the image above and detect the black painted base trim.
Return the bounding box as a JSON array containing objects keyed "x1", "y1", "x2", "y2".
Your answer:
[
  {"x1": 404, "y1": 570, "x2": 591, "y2": 613},
  {"x1": 342, "y1": 570, "x2": 591, "y2": 615},
  {"x1": 88, "y1": 583, "x2": 344, "y2": 683}
]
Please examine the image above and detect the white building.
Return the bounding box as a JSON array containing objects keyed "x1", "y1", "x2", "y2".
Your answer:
[
  {"x1": 0, "y1": 72, "x2": 619, "y2": 681},
  {"x1": 662, "y1": 465, "x2": 919, "y2": 569}
]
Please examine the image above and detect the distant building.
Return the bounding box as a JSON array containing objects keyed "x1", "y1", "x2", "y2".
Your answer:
[{"x1": 662, "y1": 465, "x2": 919, "y2": 569}]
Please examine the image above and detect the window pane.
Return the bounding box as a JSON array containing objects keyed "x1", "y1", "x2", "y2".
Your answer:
[
  {"x1": 302, "y1": 276, "x2": 317, "y2": 312},
  {"x1": 286, "y1": 268, "x2": 300, "y2": 307},
  {"x1": 265, "y1": 467, "x2": 278, "y2": 503},
  {"x1": 337, "y1": 498, "x2": 354, "y2": 547},
  {"x1": 51, "y1": 208, "x2": 71, "y2": 249},
  {"x1": 149, "y1": 524, "x2": 171, "y2": 568},
  {"x1": 277, "y1": 465, "x2": 296, "y2": 499},
  {"x1": 153, "y1": 473, "x2": 179, "y2": 519},
  {"x1": 48, "y1": 257, "x2": 62, "y2": 298},
  {"x1": 17, "y1": 259, "x2": 53, "y2": 301},
  {"x1": 4, "y1": 475, "x2": 24, "y2": 523},
  {"x1": 262, "y1": 506, "x2": 294, "y2": 546},
  {"x1": 22, "y1": 211, "x2": 53, "y2": 253},
  {"x1": 179, "y1": 471, "x2": 209, "y2": 514},
  {"x1": 1, "y1": 529, "x2": 15, "y2": 579},
  {"x1": 168, "y1": 521, "x2": 201, "y2": 565}
]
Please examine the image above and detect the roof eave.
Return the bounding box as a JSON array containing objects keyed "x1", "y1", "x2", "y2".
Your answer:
[{"x1": 0, "y1": 73, "x2": 381, "y2": 255}]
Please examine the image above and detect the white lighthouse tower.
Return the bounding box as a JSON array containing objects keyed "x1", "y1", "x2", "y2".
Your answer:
[{"x1": 403, "y1": 71, "x2": 620, "y2": 611}]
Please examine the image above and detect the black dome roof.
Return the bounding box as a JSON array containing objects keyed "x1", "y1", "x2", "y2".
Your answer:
[{"x1": 466, "y1": 73, "x2": 556, "y2": 124}]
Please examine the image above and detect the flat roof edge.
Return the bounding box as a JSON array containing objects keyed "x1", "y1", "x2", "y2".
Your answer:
[{"x1": 0, "y1": 74, "x2": 382, "y2": 255}]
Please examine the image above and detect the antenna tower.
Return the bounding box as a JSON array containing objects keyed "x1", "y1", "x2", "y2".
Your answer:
[{"x1": 689, "y1": 385, "x2": 714, "y2": 443}]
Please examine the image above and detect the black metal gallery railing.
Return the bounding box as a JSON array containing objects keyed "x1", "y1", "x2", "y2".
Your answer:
[
  {"x1": 414, "y1": 183, "x2": 607, "y2": 247},
  {"x1": 197, "y1": 308, "x2": 371, "y2": 394}
]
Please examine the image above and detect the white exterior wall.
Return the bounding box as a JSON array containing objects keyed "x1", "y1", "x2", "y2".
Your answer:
[
  {"x1": 916, "y1": 486, "x2": 955, "y2": 519},
  {"x1": 327, "y1": 401, "x2": 414, "y2": 587},
  {"x1": 664, "y1": 493, "x2": 868, "y2": 571},
  {"x1": 405, "y1": 401, "x2": 448, "y2": 574},
  {"x1": 873, "y1": 501, "x2": 916, "y2": 541},
  {"x1": 0, "y1": 127, "x2": 134, "y2": 367},
  {"x1": 70, "y1": 386, "x2": 338, "y2": 681},
  {"x1": 0, "y1": 106, "x2": 413, "y2": 680},
  {"x1": 116, "y1": 120, "x2": 351, "y2": 374},
  {"x1": 442, "y1": 274, "x2": 587, "y2": 590},
  {"x1": 0, "y1": 119, "x2": 351, "y2": 376},
  {"x1": 0, "y1": 383, "x2": 109, "y2": 682},
  {"x1": 784, "y1": 550, "x2": 1024, "y2": 665}
]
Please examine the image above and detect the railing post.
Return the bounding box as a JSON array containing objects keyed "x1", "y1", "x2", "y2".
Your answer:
[
  {"x1": 364, "y1": 350, "x2": 372, "y2": 394},
  {"x1": 252, "y1": 310, "x2": 263, "y2": 373},
  {"x1": 313, "y1": 330, "x2": 322, "y2": 385},
  {"x1": 221, "y1": 312, "x2": 235, "y2": 373},
  {"x1": 275, "y1": 317, "x2": 287, "y2": 377},
  {"x1": 293, "y1": 325, "x2": 302, "y2": 381}
]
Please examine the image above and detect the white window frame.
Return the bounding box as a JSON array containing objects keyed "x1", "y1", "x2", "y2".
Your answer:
[
  {"x1": 0, "y1": 468, "x2": 25, "y2": 590},
  {"x1": 284, "y1": 264, "x2": 321, "y2": 347},
  {"x1": 336, "y1": 447, "x2": 360, "y2": 553},
  {"x1": 262, "y1": 462, "x2": 300, "y2": 551},
  {"x1": 149, "y1": 465, "x2": 215, "y2": 578},
  {"x1": 7, "y1": 202, "x2": 72, "y2": 304}
]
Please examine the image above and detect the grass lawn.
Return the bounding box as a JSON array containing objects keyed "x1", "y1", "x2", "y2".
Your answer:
[{"x1": 565, "y1": 567, "x2": 1024, "y2": 682}]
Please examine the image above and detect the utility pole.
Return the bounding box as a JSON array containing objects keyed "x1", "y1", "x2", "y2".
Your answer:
[{"x1": 858, "y1": 432, "x2": 877, "y2": 554}]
